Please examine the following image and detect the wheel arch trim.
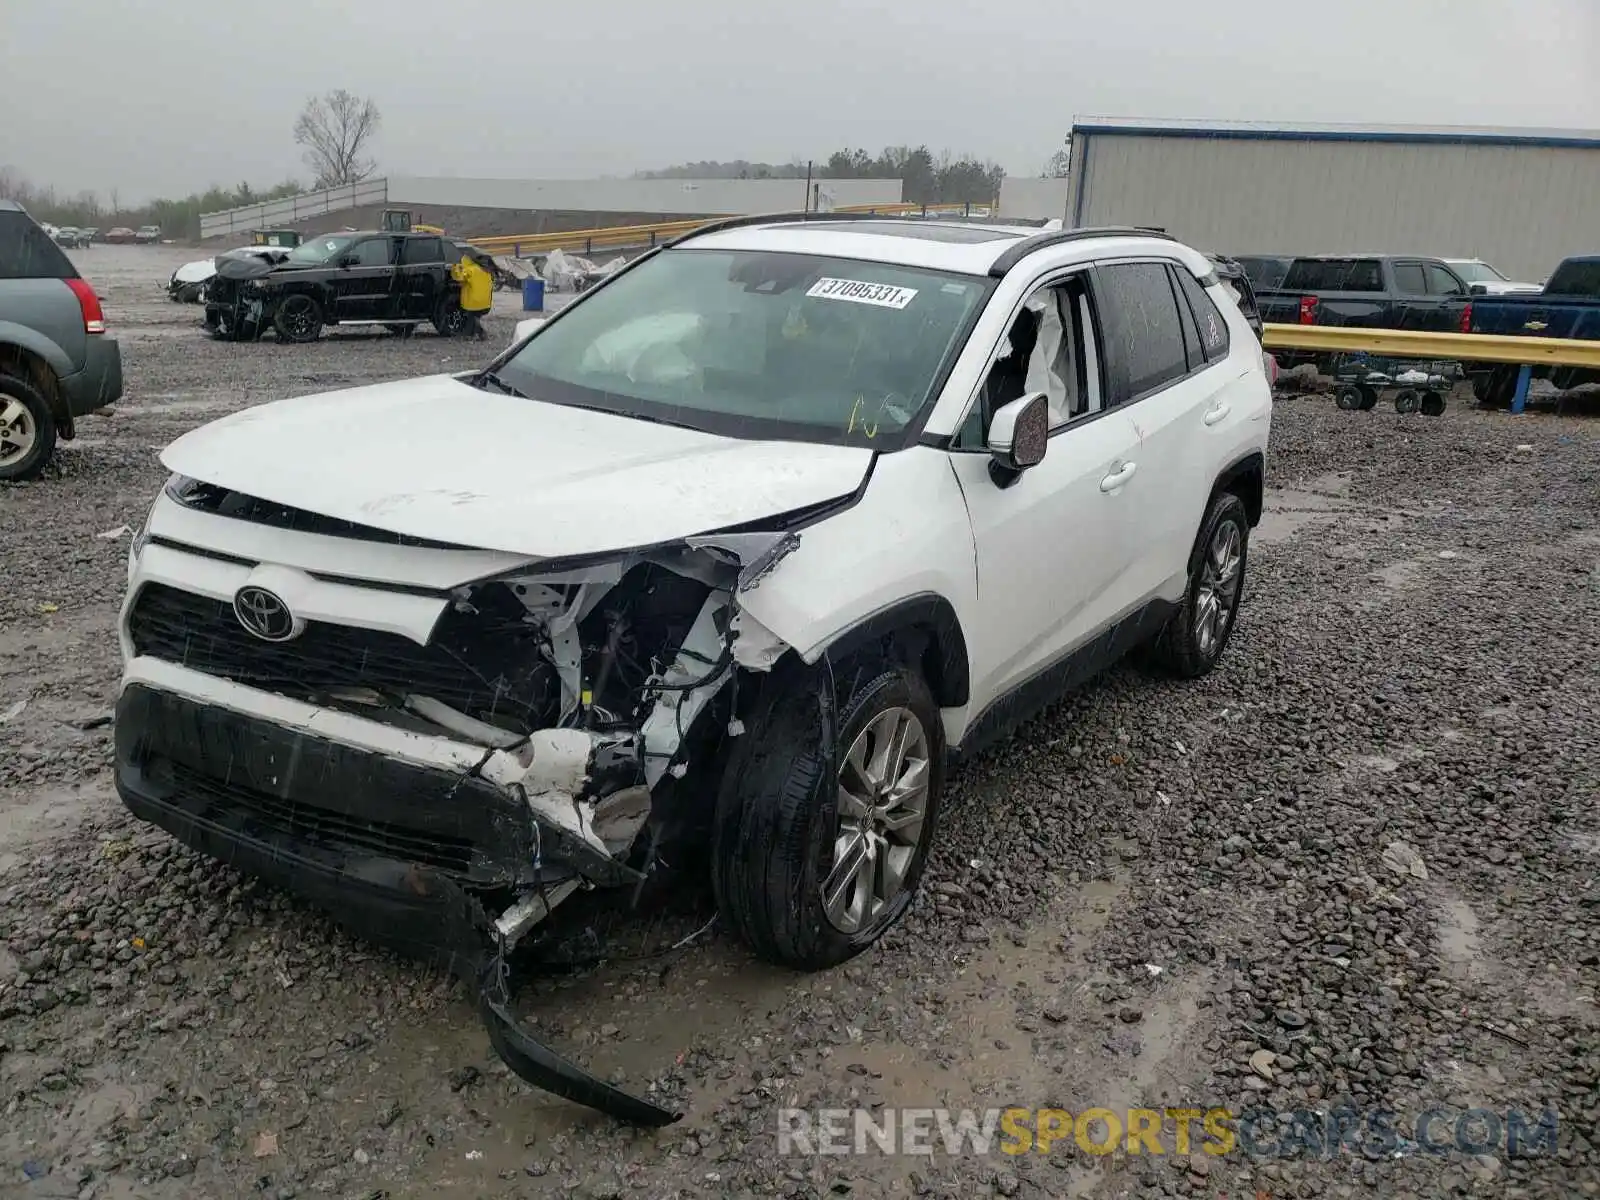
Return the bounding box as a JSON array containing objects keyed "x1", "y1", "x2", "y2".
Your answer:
[{"x1": 813, "y1": 592, "x2": 971, "y2": 709}]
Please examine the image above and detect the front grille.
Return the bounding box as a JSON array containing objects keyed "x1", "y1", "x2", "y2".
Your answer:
[
  {"x1": 128, "y1": 583, "x2": 541, "y2": 726},
  {"x1": 168, "y1": 763, "x2": 475, "y2": 876}
]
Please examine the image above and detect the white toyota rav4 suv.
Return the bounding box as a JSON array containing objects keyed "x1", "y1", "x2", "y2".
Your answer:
[{"x1": 115, "y1": 215, "x2": 1271, "y2": 1122}]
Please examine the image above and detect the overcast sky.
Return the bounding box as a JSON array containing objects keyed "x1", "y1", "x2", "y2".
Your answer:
[{"x1": 3, "y1": 0, "x2": 1596, "y2": 202}]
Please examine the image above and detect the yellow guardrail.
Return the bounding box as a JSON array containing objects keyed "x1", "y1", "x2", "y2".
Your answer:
[
  {"x1": 1261, "y1": 323, "x2": 1600, "y2": 369},
  {"x1": 466, "y1": 202, "x2": 984, "y2": 256}
]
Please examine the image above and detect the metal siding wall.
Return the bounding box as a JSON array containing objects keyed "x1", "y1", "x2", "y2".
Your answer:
[{"x1": 1072, "y1": 134, "x2": 1600, "y2": 279}]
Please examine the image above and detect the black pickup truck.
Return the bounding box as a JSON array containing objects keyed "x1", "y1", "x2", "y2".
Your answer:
[
  {"x1": 203, "y1": 230, "x2": 467, "y2": 343},
  {"x1": 1463, "y1": 256, "x2": 1600, "y2": 406},
  {"x1": 1255, "y1": 255, "x2": 1474, "y2": 366}
]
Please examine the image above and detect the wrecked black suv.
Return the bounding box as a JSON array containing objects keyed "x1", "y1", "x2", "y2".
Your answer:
[{"x1": 203, "y1": 230, "x2": 467, "y2": 342}]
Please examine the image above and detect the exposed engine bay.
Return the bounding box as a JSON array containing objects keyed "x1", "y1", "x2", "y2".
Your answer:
[{"x1": 121, "y1": 479, "x2": 807, "y2": 1125}]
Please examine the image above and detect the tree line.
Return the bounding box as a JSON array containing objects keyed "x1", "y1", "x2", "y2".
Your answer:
[
  {"x1": 638, "y1": 145, "x2": 1008, "y2": 206},
  {"x1": 0, "y1": 88, "x2": 383, "y2": 240}
]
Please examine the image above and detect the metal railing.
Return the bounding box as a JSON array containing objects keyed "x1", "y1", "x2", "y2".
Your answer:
[
  {"x1": 466, "y1": 202, "x2": 986, "y2": 257},
  {"x1": 199, "y1": 179, "x2": 389, "y2": 240},
  {"x1": 1261, "y1": 323, "x2": 1600, "y2": 413},
  {"x1": 1261, "y1": 323, "x2": 1600, "y2": 369}
]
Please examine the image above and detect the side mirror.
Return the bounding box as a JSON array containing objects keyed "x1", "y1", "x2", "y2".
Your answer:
[
  {"x1": 338, "y1": 255, "x2": 358, "y2": 268},
  {"x1": 513, "y1": 316, "x2": 546, "y2": 343},
  {"x1": 1469, "y1": 283, "x2": 1487, "y2": 295},
  {"x1": 987, "y1": 392, "x2": 1049, "y2": 481}
]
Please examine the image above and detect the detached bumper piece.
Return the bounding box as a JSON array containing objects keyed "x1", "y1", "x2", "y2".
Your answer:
[{"x1": 114, "y1": 684, "x2": 682, "y2": 1126}]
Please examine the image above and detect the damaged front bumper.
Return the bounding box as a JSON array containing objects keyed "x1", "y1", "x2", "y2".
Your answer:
[{"x1": 113, "y1": 663, "x2": 682, "y2": 1126}]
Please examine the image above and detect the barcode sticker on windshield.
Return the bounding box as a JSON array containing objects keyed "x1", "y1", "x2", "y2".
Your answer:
[{"x1": 807, "y1": 277, "x2": 919, "y2": 309}]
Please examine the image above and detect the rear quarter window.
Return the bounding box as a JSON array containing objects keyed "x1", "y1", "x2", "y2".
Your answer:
[
  {"x1": 1175, "y1": 269, "x2": 1232, "y2": 362},
  {"x1": 0, "y1": 212, "x2": 78, "y2": 280},
  {"x1": 1282, "y1": 258, "x2": 1384, "y2": 293}
]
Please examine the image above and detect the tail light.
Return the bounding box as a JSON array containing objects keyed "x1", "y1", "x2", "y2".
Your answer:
[
  {"x1": 1298, "y1": 295, "x2": 1318, "y2": 325},
  {"x1": 1459, "y1": 302, "x2": 1472, "y2": 334},
  {"x1": 65, "y1": 278, "x2": 106, "y2": 334}
]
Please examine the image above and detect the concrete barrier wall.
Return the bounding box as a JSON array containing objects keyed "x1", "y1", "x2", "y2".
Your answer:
[
  {"x1": 242, "y1": 204, "x2": 722, "y2": 243},
  {"x1": 198, "y1": 179, "x2": 388, "y2": 240},
  {"x1": 385, "y1": 175, "x2": 902, "y2": 215},
  {"x1": 999, "y1": 177, "x2": 1069, "y2": 221}
]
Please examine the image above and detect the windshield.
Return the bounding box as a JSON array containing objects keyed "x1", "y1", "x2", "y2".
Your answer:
[
  {"x1": 1449, "y1": 260, "x2": 1508, "y2": 283},
  {"x1": 287, "y1": 235, "x2": 355, "y2": 264},
  {"x1": 494, "y1": 248, "x2": 990, "y2": 447}
]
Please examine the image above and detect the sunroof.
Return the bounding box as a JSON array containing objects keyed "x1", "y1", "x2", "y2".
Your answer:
[{"x1": 792, "y1": 221, "x2": 1024, "y2": 244}]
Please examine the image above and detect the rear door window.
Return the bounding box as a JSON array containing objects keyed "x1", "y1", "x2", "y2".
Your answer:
[
  {"x1": 0, "y1": 211, "x2": 78, "y2": 280},
  {"x1": 1393, "y1": 263, "x2": 1427, "y2": 295},
  {"x1": 351, "y1": 237, "x2": 395, "y2": 267},
  {"x1": 400, "y1": 237, "x2": 444, "y2": 265},
  {"x1": 1094, "y1": 261, "x2": 1189, "y2": 403}
]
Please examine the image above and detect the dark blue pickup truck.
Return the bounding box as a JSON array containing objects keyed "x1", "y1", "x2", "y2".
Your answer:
[{"x1": 1466, "y1": 256, "x2": 1600, "y2": 406}]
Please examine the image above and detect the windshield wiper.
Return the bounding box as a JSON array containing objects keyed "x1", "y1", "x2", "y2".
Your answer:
[
  {"x1": 474, "y1": 370, "x2": 527, "y2": 398},
  {"x1": 556, "y1": 399, "x2": 704, "y2": 432}
]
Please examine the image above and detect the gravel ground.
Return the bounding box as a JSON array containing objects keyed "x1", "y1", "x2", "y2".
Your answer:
[{"x1": 0, "y1": 245, "x2": 1596, "y2": 1200}]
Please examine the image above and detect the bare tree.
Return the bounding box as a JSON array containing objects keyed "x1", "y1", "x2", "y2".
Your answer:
[
  {"x1": 1042, "y1": 145, "x2": 1071, "y2": 178},
  {"x1": 293, "y1": 89, "x2": 381, "y2": 190},
  {"x1": 108, "y1": 187, "x2": 121, "y2": 216}
]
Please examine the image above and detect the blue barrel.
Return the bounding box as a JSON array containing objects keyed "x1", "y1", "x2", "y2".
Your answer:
[{"x1": 522, "y1": 277, "x2": 545, "y2": 312}]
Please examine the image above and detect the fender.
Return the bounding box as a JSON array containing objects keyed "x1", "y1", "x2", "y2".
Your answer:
[
  {"x1": 816, "y1": 592, "x2": 971, "y2": 708},
  {"x1": 1214, "y1": 450, "x2": 1265, "y2": 527},
  {"x1": 0, "y1": 324, "x2": 73, "y2": 383}
]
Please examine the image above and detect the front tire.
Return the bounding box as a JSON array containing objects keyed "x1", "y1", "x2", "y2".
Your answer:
[
  {"x1": 1146, "y1": 491, "x2": 1250, "y2": 679},
  {"x1": 712, "y1": 657, "x2": 944, "y2": 970},
  {"x1": 273, "y1": 294, "x2": 323, "y2": 343},
  {"x1": 0, "y1": 372, "x2": 59, "y2": 482}
]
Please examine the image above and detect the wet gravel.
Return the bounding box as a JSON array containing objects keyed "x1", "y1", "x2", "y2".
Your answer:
[{"x1": 0, "y1": 246, "x2": 1596, "y2": 1199}]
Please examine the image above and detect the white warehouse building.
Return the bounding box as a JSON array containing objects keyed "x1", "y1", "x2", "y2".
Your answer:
[{"x1": 1064, "y1": 117, "x2": 1600, "y2": 280}]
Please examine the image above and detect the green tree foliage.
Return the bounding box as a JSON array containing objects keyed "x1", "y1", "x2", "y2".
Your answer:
[{"x1": 0, "y1": 169, "x2": 304, "y2": 240}]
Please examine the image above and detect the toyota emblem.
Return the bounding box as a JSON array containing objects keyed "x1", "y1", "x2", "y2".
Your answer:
[{"x1": 233, "y1": 586, "x2": 298, "y2": 642}]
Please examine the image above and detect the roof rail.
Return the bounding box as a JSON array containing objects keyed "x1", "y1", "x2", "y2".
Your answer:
[
  {"x1": 662, "y1": 209, "x2": 953, "y2": 248},
  {"x1": 986, "y1": 224, "x2": 1177, "y2": 277}
]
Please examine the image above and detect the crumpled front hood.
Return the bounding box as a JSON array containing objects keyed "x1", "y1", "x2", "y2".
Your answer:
[
  {"x1": 172, "y1": 258, "x2": 218, "y2": 285},
  {"x1": 159, "y1": 375, "x2": 875, "y2": 559}
]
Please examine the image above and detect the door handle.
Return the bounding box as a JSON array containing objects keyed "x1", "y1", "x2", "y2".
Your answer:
[
  {"x1": 1203, "y1": 403, "x2": 1231, "y2": 426},
  {"x1": 1100, "y1": 462, "x2": 1138, "y2": 493}
]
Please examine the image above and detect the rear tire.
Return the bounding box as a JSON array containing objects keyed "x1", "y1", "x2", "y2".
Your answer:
[
  {"x1": 1146, "y1": 491, "x2": 1250, "y2": 680},
  {"x1": 712, "y1": 656, "x2": 944, "y2": 971},
  {"x1": 1358, "y1": 385, "x2": 1379, "y2": 411},
  {"x1": 1394, "y1": 388, "x2": 1421, "y2": 415},
  {"x1": 1472, "y1": 367, "x2": 1516, "y2": 409},
  {"x1": 1420, "y1": 390, "x2": 1446, "y2": 417},
  {"x1": 273, "y1": 294, "x2": 324, "y2": 343},
  {"x1": 0, "y1": 372, "x2": 59, "y2": 482},
  {"x1": 1335, "y1": 384, "x2": 1363, "y2": 411}
]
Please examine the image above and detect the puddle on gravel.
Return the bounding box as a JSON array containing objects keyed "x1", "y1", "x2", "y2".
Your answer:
[
  {"x1": 1257, "y1": 472, "x2": 1364, "y2": 546},
  {"x1": 1434, "y1": 893, "x2": 1483, "y2": 970},
  {"x1": 0, "y1": 784, "x2": 105, "y2": 875}
]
